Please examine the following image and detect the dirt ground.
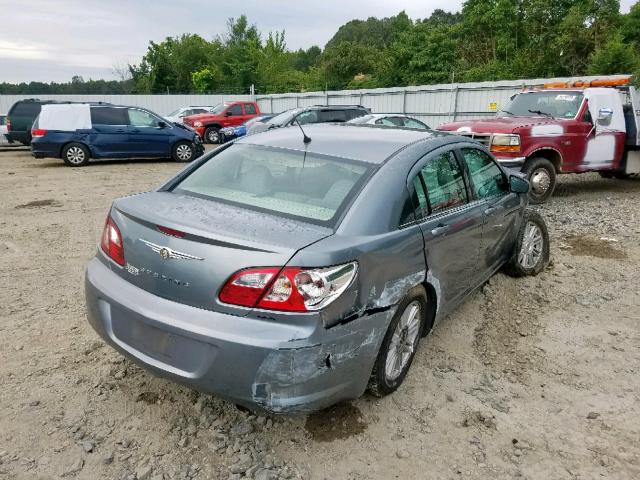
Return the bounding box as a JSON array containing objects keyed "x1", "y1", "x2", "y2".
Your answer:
[{"x1": 1, "y1": 147, "x2": 639, "y2": 480}]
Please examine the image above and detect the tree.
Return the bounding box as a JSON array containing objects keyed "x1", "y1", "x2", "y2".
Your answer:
[{"x1": 588, "y1": 32, "x2": 640, "y2": 74}]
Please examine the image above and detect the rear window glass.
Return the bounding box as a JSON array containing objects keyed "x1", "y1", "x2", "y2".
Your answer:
[
  {"x1": 11, "y1": 102, "x2": 41, "y2": 116},
  {"x1": 244, "y1": 103, "x2": 256, "y2": 114},
  {"x1": 91, "y1": 107, "x2": 129, "y2": 125},
  {"x1": 174, "y1": 144, "x2": 372, "y2": 226}
]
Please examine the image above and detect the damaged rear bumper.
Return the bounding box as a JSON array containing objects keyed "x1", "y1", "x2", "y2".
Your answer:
[{"x1": 84, "y1": 258, "x2": 393, "y2": 414}]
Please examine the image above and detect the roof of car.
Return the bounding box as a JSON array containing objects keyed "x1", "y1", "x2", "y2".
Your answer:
[{"x1": 238, "y1": 123, "x2": 456, "y2": 164}]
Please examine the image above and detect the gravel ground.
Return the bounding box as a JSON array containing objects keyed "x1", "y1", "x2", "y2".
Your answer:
[{"x1": 1, "y1": 147, "x2": 639, "y2": 480}]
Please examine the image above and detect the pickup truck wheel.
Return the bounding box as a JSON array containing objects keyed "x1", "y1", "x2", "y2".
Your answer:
[
  {"x1": 204, "y1": 127, "x2": 220, "y2": 144},
  {"x1": 368, "y1": 286, "x2": 426, "y2": 398},
  {"x1": 523, "y1": 157, "x2": 556, "y2": 204},
  {"x1": 172, "y1": 141, "x2": 195, "y2": 162},
  {"x1": 62, "y1": 142, "x2": 90, "y2": 167},
  {"x1": 504, "y1": 209, "x2": 550, "y2": 277}
]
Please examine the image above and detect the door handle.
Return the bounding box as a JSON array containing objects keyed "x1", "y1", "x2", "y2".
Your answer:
[
  {"x1": 431, "y1": 224, "x2": 449, "y2": 236},
  {"x1": 115, "y1": 129, "x2": 126, "y2": 133},
  {"x1": 130, "y1": 128, "x2": 140, "y2": 133}
]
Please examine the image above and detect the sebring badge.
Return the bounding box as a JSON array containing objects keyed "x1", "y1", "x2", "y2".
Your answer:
[{"x1": 139, "y1": 239, "x2": 204, "y2": 261}]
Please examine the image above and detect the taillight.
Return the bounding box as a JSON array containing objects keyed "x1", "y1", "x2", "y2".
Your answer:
[
  {"x1": 157, "y1": 225, "x2": 185, "y2": 238},
  {"x1": 6, "y1": 118, "x2": 11, "y2": 131},
  {"x1": 219, "y1": 262, "x2": 358, "y2": 312},
  {"x1": 31, "y1": 128, "x2": 47, "y2": 138},
  {"x1": 100, "y1": 216, "x2": 125, "y2": 266}
]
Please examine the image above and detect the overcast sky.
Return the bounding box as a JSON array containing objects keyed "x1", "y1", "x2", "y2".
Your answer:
[{"x1": 0, "y1": 0, "x2": 636, "y2": 83}]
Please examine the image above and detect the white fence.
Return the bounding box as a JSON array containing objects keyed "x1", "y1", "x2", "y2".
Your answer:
[{"x1": 0, "y1": 74, "x2": 629, "y2": 129}]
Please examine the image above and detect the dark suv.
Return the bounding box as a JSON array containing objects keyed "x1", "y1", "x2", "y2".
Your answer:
[
  {"x1": 246, "y1": 105, "x2": 370, "y2": 135},
  {"x1": 6, "y1": 99, "x2": 73, "y2": 145}
]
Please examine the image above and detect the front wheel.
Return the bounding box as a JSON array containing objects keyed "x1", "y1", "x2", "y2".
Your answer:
[
  {"x1": 204, "y1": 127, "x2": 220, "y2": 144},
  {"x1": 368, "y1": 286, "x2": 427, "y2": 397},
  {"x1": 62, "y1": 142, "x2": 90, "y2": 167},
  {"x1": 172, "y1": 141, "x2": 195, "y2": 162},
  {"x1": 523, "y1": 157, "x2": 556, "y2": 204},
  {"x1": 504, "y1": 209, "x2": 550, "y2": 277}
]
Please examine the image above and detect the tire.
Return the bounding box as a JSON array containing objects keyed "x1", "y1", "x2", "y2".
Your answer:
[
  {"x1": 368, "y1": 286, "x2": 427, "y2": 398},
  {"x1": 504, "y1": 209, "x2": 550, "y2": 277},
  {"x1": 62, "y1": 142, "x2": 90, "y2": 167},
  {"x1": 523, "y1": 157, "x2": 556, "y2": 204},
  {"x1": 172, "y1": 141, "x2": 195, "y2": 162},
  {"x1": 204, "y1": 127, "x2": 220, "y2": 144},
  {"x1": 598, "y1": 171, "x2": 614, "y2": 179}
]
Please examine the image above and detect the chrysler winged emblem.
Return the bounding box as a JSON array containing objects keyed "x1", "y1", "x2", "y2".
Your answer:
[{"x1": 139, "y1": 239, "x2": 204, "y2": 261}]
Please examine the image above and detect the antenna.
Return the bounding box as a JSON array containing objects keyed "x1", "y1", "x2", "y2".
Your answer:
[{"x1": 294, "y1": 117, "x2": 311, "y2": 144}]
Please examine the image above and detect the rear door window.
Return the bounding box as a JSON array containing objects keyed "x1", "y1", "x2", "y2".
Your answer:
[
  {"x1": 345, "y1": 109, "x2": 366, "y2": 120},
  {"x1": 91, "y1": 107, "x2": 128, "y2": 125},
  {"x1": 421, "y1": 151, "x2": 468, "y2": 214},
  {"x1": 174, "y1": 144, "x2": 372, "y2": 226},
  {"x1": 227, "y1": 104, "x2": 243, "y2": 116},
  {"x1": 244, "y1": 103, "x2": 257, "y2": 115},
  {"x1": 318, "y1": 110, "x2": 347, "y2": 122}
]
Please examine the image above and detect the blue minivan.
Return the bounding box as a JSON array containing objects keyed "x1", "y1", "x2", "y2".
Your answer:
[{"x1": 31, "y1": 103, "x2": 204, "y2": 167}]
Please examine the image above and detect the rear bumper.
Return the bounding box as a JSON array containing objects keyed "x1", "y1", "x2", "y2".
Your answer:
[
  {"x1": 30, "y1": 140, "x2": 61, "y2": 159},
  {"x1": 84, "y1": 258, "x2": 392, "y2": 413}
]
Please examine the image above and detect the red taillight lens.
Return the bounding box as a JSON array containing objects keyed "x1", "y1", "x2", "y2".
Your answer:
[
  {"x1": 157, "y1": 225, "x2": 185, "y2": 238},
  {"x1": 31, "y1": 128, "x2": 47, "y2": 137},
  {"x1": 219, "y1": 263, "x2": 358, "y2": 312},
  {"x1": 219, "y1": 267, "x2": 280, "y2": 308},
  {"x1": 6, "y1": 118, "x2": 11, "y2": 131},
  {"x1": 100, "y1": 216, "x2": 125, "y2": 266}
]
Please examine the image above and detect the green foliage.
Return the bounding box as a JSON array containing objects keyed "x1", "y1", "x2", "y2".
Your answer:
[
  {"x1": 4, "y1": 3, "x2": 640, "y2": 95},
  {"x1": 588, "y1": 33, "x2": 640, "y2": 74}
]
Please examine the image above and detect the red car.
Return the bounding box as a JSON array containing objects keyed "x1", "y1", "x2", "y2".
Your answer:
[
  {"x1": 183, "y1": 101, "x2": 261, "y2": 144},
  {"x1": 439, "y1": 77, "x2": 640, "y2": 203}
]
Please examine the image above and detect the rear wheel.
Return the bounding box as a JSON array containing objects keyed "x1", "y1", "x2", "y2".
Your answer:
[
  {"x1": 62, "y1": 142, "x2": 90, "y2": 167},
  {"x1": 172, "y1": 141, "x2": 195, "y2": 162},
  {"x1": 505, "y1": 209, "x2": 550, "y2": 277},
  {"x1": 204, "y1": 127, "x2": 220, "y2": 144},
  {"x1": 368, "y1": 286, "x2": 427, "y2": 397},
  {"x1": 523, "y1": 157, "x2": 556, "y2": 204}
]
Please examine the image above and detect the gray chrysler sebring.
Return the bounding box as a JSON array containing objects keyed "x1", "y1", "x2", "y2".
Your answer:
[{"x1": 85, "y1": 123, "x2": 549, "y2": 413}]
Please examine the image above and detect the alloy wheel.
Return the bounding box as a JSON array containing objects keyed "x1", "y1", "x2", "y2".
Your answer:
[
  {"x1": 518, "y1": 221, "x2": 544, "y2": 269},
  {"x1": 66, "y1": 146, "x2": 86, "y2": 165},
  {"x1": 385, "y1": 300, "x2": 421, "y2": 381}
]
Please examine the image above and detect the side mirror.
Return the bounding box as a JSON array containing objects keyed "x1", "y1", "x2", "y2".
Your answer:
[
  {"x1": 225, "y1": 111, "x2": 232, "y2": 117},
  {"x1": 597, "y1": 108, "x2": 613, "y2": 126},
  {"x1": 509, "y1": 175, "x2": 530, "y2": 194},
  {"x1": 157, "y1": 121, "x2": 167, "y2": 128}
]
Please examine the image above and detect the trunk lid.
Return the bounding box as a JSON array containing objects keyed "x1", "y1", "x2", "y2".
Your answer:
[{"x1": 108, "y1": 191, "x2": 333, "y2": 315}]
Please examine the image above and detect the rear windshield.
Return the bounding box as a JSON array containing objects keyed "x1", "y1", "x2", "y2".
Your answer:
[
  {"x1": 174, "y1": 144, "x2": 372, "y2": 226},
  {"x1": 10, "y1": 102, "x2": 41, "y2": 117}
]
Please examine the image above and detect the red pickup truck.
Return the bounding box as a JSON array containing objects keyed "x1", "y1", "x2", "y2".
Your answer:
[
  {"x1": 439, "y1": 77, "x2": 640, "y2": 203},
  {"x1": 183, "y1": 101, "x2": 261, "y2": 144}
]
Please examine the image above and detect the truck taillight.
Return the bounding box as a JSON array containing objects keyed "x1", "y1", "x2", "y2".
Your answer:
[
  {"x1": 219, "y1": 263, "x2": 358, "y2": 312},
  {"x1": 6, "y1": 118, "x2": 11, "y2": 131},
  {"x1": 100, "y1": 216, "x2": 125, "y2": 266},
  {"x1": 31, "y1": 128, "x2": 47, "y2": 138}
]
